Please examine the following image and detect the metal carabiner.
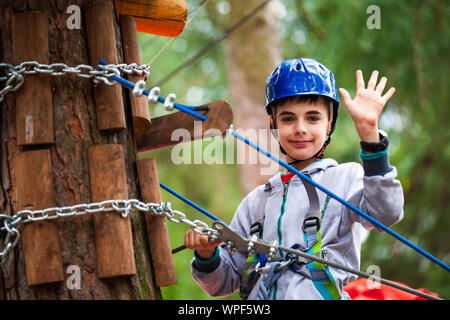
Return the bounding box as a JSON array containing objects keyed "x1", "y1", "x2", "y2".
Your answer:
[
  {"x1": 147, "y1": 86, "x2": 160, "y2": 104},
  {"x1": 132, "y1": 80, "x2": 146, "y2": 97}
]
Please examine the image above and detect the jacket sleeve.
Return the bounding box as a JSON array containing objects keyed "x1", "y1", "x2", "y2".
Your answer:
[
  {"x1": 190, "y1": 191, "x2": 257, "y2": 297},
  {"x1": 343, "y1": 153, "x2": 404, "y2": 231}
]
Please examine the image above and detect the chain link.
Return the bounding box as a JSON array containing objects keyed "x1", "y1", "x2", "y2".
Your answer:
[
  {"x1": 0, "y1": 199, "x2": 216, "y2": 265},
  {"x1": 0, "y1": 61, "x2": 150, "y2": 102}
]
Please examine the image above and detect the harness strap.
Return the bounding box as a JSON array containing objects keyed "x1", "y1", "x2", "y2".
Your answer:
[
  {"x1": 239, "y1": 182, "x2": 272, "y2": 300},
  {"x1": 302, "y1": 172, "x2": 341, "y2": 300}
]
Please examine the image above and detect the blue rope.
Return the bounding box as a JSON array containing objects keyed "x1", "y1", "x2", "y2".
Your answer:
[
  {"x1": 257, "y1": 263, "x2": 282, "y2": 300},
  {"x1": 159, "y1": 181, "x2": 226, "y2": 224},
  {"x1": 231, "y1": 129, "x2": 450, "y2": 272},
  {"x1": 97, "y1": 60, "x2": 208, "y2": 121}
]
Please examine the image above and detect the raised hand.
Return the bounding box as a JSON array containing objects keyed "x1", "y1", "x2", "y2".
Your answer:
[{"x1": 338, "y1": 70, "x2": 395, "y2": 142}]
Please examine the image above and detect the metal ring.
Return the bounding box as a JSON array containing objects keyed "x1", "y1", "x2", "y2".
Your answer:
[
  {"x1": 132, "y1": 80, "x2": 146, "y2": 97},
  {"x1": 147, "y1": 86, "x2": 160, "y2": 104},
  {"x1": 164, "y1": 93, "x2": 176, "y2": 111}
]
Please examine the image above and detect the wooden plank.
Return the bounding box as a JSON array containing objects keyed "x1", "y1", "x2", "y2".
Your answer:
[
  {"x1": 85, "y1": 0, "x2": 126, "y2": 131},
  {"x1": 115, "y1": 0, "x2": 187, "y2": 37},
  {"x1": 12, "y1": 11, "x2": 54, "y2": 146},
  {"x1": 88, "y1": 144, "x2": 136, "y2": 278},
  {"x1": 137, "y1": 158, "x2": 177, "y2": 287},
  {"x1": 136, "y1": 100, "x2": 233, "y2": 152},
  {"x1": 15, "y1": 149, "x2": 64, "y2": 286},
  {"x1": 119, "y1": 15, "x2": 151, "y2": 136}
]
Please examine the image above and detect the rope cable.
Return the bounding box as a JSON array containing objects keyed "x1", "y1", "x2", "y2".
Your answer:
[
  {"x1": 279, "y1": 244, "x2": 441, "y2": 300},
  {"x1": 97, "y1": 60, "x2": 208, "y2": 121},
  {"x1": 148, "y1": 0, "x2": 212, "y2": 66},
  {"x1": 156, "y1": 0, "x2": 273, "y2": 87}
]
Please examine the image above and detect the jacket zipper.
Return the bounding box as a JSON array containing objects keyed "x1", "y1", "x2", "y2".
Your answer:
[
  {"x1": 277, "y1": 181, "x2": 289, "y2": 256},
  {"x1": 273, "y1": 179, "x2": 289, "y2": 300}
]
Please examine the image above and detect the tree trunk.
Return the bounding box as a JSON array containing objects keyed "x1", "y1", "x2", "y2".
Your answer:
[
  {"x1": 226, "y1": 0, "x2": 282, "y2": 196},
  {"x1": 0, "y1": 0, "x2": 161, "y2": 299}
]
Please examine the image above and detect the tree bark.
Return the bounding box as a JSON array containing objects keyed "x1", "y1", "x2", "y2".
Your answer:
[
  {"x1": 226, "y1": 0, "x2": 283, "y2": 196},
  {"x1": 0, "y1": 0, "x2": 161, "y2": 299}
]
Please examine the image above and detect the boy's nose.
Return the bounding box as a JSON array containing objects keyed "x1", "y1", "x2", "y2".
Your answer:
[{"x1": 294, "y1": 121, "x2": 307, "y2": 135}]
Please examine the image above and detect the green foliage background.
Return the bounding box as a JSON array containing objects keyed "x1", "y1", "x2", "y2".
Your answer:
[{"x1": 137, "y1": 0, "x2": 449, "y2": 299}]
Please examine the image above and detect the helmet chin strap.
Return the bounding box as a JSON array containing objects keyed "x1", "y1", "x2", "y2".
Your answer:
[{"x1": 287, "y1": 136, "x2": 331, "y2": 169}]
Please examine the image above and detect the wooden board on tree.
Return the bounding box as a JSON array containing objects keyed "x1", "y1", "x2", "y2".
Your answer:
[
  {"x1": 136, "y1": 100, "x2": 233, "y2": 152},
  {"x1": 115, "y1": 0, "x2": 187, "y2": 37}
]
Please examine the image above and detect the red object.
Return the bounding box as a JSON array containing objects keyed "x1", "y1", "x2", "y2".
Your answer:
[
  {"x1": 281, "y1": 172, "x2": 295, "y2": 184},
  {"x1": 344, "y1": 278, "x2": 439, "y2": 300}
]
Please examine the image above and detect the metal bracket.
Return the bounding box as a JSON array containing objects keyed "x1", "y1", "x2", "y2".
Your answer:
[
  {"x1": 211, "y1": 221, "x2": 316, "y2": 266},
  {"x1": 212, "y1": 221, "x2": 274, "y2": 256}
]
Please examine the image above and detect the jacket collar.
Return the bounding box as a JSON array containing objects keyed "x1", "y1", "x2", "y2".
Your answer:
[{"x1": 268, "y1": 158, "x2": 338, "y2": 188}]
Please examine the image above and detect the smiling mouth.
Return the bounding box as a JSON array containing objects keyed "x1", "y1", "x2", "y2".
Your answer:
[{"x1": 288, "y1": 140, "x2": 312, "y2": 147}]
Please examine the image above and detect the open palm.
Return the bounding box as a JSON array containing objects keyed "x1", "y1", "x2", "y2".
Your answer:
[{"x1": 339, "y1": 70, "x2": 395, "y2": 128}]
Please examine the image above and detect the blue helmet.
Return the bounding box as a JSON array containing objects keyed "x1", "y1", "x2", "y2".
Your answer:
[{"x1": 265, "y1": 58, "x2": 339, "y2": 134}]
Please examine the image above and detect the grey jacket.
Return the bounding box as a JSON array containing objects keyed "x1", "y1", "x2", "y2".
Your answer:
[{"x1": 191, "y1": 157, "x2": 404, "y2": 300}]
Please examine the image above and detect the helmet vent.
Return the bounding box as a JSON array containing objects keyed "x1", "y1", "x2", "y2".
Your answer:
[{"x1": 295, "y1": 63, "x2": 301, "y2": 71}]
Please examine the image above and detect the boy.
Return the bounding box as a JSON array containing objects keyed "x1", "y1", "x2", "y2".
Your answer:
[{"x1": 184, "y1": 58, "x2": 404, "y2": 300}]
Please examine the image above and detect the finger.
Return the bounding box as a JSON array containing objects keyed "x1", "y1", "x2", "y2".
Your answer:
[
  {"x1": 382, "y1": 87, "x2": 396, "y2": 103},
  {"x1": 376, "y1": 76, "x2": 387, "y2": 94},
  {"x1": 185, "y1": 230, "x2": 193, "y2": 249},
  {"x1": 199, "y1": 234, "x2": 211, "y2": 248},
  {"x1": 356, "y1": 69, "x2": 365, "y2": 91},
  {"x1": 367, "y1": 70, "x2": 379, "y2": 90},
  {"x1": 194, "y1": 232, "x2": 208, "y2": 249},
  {"x1": 338, "y1": 88, "x2": 352, "y2": 105}
]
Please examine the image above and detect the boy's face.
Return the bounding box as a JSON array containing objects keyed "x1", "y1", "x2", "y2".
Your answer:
[{"x1": 271, "y1": 97, "x2": 332, "y2": 162}]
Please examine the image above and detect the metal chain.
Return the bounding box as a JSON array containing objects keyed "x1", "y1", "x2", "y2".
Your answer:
[
  {"x1": 0, "y1": 199, "x2": 215, "y2": 265},
  {"x1": 0, "y1": 61, "x2": 150, "y2": 102}
]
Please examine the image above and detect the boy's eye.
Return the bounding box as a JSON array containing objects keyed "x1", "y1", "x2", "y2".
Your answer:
[
  {"x1": 308, "y1": 116, "x2": 320, "y2": 121},
  {"x1": 281, "y1": 117, "x2": 294, "y2": 122}
]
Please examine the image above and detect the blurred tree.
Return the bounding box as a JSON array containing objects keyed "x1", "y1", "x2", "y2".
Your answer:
[{"x1": 226, "y1": 0, "x2": 282, "y2": 196}]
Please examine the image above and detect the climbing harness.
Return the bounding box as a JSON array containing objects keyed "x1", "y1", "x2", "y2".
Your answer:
[
  {"x1": 211, "y1": 220, "x2": 441, "y2": 300},
  {"x1": 244, "y1": 169, "x2": 342, "y2": 300},
  {"x1": 230, "y1": 128, "x2": 450, "y2": 273},
  {"x1": 301, "y1": 173, "x2": 341, "y2": 300},
  {"x1": 239, "y1": 182, "x2": 272, "y2": 300}
]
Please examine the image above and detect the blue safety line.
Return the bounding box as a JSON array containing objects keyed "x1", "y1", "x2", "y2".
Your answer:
[
  {"x1": 97, "y1": 60, "x2": 208, "y2": 121},
  {"x1": 231, "y1": 129, "x2": 450, "y2": 272},
  {"x1": 159, "y1": 181, "x2": 227, "y2": 225}
]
